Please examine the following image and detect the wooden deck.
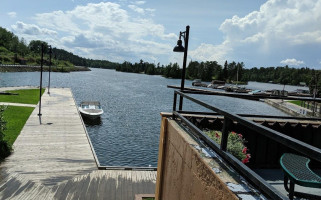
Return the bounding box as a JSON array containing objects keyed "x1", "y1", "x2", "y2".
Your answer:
[{"x1": 0, "y1": 88, "x2": 156, "y2": 200}]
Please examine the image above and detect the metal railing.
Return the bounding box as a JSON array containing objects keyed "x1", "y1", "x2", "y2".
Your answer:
[
  {"x1": 168, "y1": 85, "x2": 321, "y2": 103},
  {"x1": 172, "y1": 90, "x2": 321, "y2": 200}
]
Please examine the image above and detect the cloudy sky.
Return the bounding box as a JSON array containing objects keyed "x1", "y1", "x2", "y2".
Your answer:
[{"x1": 1, "y1": 0, "x2": 320, "y2": 68}]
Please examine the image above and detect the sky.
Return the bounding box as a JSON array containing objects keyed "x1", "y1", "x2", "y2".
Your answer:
[{"x1": 0, "y1": 0, "x2": 321, "y2": 68}]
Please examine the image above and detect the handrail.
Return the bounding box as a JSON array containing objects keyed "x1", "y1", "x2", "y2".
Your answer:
[
  {"x1": 176, "y1": 110, "x2": 321, "y2": 121},
  {"x1": 168, "y1": 85, "x2": 321, "y2": 103},
  {"x1": 172, "y1": 90, "x2": 321, "y2": 199}
]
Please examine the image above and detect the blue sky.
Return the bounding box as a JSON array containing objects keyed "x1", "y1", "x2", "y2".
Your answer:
[{"x1": 1, "y1": 0, "x2": 321, "y2": 68}]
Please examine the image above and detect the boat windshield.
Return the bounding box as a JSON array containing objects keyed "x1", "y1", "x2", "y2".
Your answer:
[
  {"x1": 81, "y1": 105, "x2": 89, "y2": 109},
  {"x1": 81, "y1": 104, "x2": 101, "y2": 109},
  {"x1": 88, "y1": 105, "x2": 96, "y2": 109}
]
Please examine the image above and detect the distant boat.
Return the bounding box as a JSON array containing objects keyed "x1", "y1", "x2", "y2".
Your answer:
[
  {"x1": 192, "y1": 79, "x2": 208, "y2": 87},
  {"x1": 207, "y1": 80, "x2": 225, "y2": 89},
  {"x1": 225, "y1": 86, "x2": 251, "y2": 93},
  {"x1": 79, "y1": 101, "x2": 103, "y2": 119},
  {"x1": 248, "y1": 90, "x2": 265, "y2": 95}
]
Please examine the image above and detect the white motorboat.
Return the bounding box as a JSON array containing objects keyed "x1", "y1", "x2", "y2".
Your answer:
[{"x1": 79, "y1": 101, "x2": 103, "y2": 119}]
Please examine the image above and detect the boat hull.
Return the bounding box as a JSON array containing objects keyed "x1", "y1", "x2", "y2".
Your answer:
[{"x1": 79, "y1": 108, "x2": 103, "y2": 120}]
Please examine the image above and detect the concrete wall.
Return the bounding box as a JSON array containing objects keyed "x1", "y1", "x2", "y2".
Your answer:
[{"x1": 155, "y1": 117, "x2": 238, "y2": 200}]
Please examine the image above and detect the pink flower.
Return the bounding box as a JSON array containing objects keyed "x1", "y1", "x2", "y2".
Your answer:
[
  {"x1": 242, "y1": 158, "x2": 249, "y2": 163},
  {"x1": 246, "y1": 154, "x2": 251, "y2": 159},
  {"x1": 215, "y1": 132, "x2": 220, "y2": 138},
  {"x1": 231, "y1": 131, "x2": 236, "y2": 135},
  {"x1": 242, "y1": 147, "x2": 247, "y2": 154},
  {"x1": 238, "y1": 134, "x2": 243, "y2": 138}
]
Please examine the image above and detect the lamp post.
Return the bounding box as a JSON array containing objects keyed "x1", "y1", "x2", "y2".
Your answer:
[
  {"x1": 48, "y1": 45, "x2": 52, "y2": 94},
  {"x1": 38, "y1": 43, "x2": 44, "y2": 117},
  {"x1": 173, "y1": 25, "x2": 190, "y2": 110}
]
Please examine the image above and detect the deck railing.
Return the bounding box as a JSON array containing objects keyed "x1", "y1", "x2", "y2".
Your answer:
[{"x1": 172, "y1": 90, "x2": 321, "y2": 200}]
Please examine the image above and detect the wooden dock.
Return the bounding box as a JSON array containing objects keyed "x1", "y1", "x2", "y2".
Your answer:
[{"x1": 0, "y1": 88, "x2": 156, "y2": 200}]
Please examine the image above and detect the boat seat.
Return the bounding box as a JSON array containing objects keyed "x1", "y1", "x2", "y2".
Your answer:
[{"x1": 280, "y1": 153, "x2": 321, "y2": 200}]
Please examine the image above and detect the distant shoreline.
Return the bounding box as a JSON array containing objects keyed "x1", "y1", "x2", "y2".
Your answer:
[{"x1": 0, "y1": 64, "x2": 91, "y2": 72}]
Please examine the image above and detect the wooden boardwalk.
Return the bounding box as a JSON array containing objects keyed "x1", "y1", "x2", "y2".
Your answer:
[{"x1": 0, "y1": 88, "x2": 156, "y2": 200}]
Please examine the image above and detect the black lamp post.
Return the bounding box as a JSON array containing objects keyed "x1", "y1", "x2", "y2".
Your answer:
[
  {"x1": 48, "y1": 45, "x2": 52, "y2": 94},
  {"x1": 173, "y1": 25, "x2": 190, "y2": 110},
  {"x1": 38, "y1": 43, "x2": 44, "y2": 117}
]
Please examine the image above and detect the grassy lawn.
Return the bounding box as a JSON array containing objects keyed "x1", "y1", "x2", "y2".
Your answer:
[
  {"x1": 0, "y1": 89, "x2": 44, "y2": 104},
  {"x1": 288, "y1": 100, "x2": 302, "y2": 106},
  {"x1": 3, "y1": 106, "x2": 34, "y2": 146}
]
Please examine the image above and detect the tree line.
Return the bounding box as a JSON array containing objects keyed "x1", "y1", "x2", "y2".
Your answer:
[
  {"x1": 116, "y1": 60, "x2": 182, "y2": 78},
  {"x1": 116, "y1": 59, "x2": 321, "y2": 93},
  {"x1": 0, "y1": 27, "x2": 118, "y2": 69},
  {"x1": 116, "y1": 59, "x2": 245, "y2": 82}
]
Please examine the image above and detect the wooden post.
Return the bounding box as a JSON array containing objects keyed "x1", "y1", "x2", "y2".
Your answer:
[{"x1": 155, "y1": 116, "x2": 168, "y2": 200}]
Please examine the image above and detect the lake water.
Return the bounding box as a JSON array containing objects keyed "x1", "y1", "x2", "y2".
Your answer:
[{"x1": 0, "y1": 68, "x2": 307, "y2": 167}]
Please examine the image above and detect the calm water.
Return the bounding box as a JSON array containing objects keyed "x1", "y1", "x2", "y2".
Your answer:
[{"x1": 0, "y1": 68, "x2": 305, "y2": 167}]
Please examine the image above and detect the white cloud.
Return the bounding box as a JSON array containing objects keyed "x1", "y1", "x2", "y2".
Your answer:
[
  {"x1": 24, "y1": 2, "x2": 176, "y2": 63},
  {"x1": 189, "y1": 42, "x2": 232, "y2": 64},
  {"x1": 135, "y1": 1, "x2": 145, "y2": 5},
  {"x1": 191, "y1": 0, "x2": 321, "y2": 67},
  {"x1": 11, "y1": 21, "x2": 57, "y2": 36},
  {"x1": 7, "y1": 12, "x2": 17, "y2": 18},
  {"x1": 280, "y1": 58, "x2": 304, "y2": 66},
  {"x1": 128, "y1": 5, "x2": 145, "y2": 14},
  {"x1": 145, "y1": 8, "x2": 155, "y2": 13}
]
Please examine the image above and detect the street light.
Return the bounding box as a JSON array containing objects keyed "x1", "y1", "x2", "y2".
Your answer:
[
  {"x1": 38, "y1": 43, "x2": 44, "y2": 117},
  {"x1": 48, "y1": 45, "x2": 52, "y2": 94},
  {"x1": 173, "y1": 25, "x2": 190, "y2": 110}
]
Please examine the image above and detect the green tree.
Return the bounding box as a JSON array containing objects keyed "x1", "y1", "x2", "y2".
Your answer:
[
  {"x1": 186, "y1": 61, "x2": 200, "y2": 79},
  {"x1": 28, "y1": 40, "x2": 48, "y2": 54},
  {"x1": 169, "y1": 63, "x2": 181, "y2": 78},
  {"x1": 223, "y1": 60, "x2": 228, "y2": 81}
]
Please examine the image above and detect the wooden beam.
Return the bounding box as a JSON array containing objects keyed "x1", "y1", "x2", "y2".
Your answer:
[{"x1": 155, "y1": 117, "x2": 168, "y2": 200}]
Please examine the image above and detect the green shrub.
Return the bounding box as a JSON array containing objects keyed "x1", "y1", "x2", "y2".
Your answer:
[
  {"x1": 0, "y1": 106, "x2": 11, "y2": 160},
  {"x1": 26, "y1": 56, "x2": 36, "y2": 64},
  {"x1": 1, "y1": 55, "x2": 12, "y2": 63},
  {"x1": 0, "y1": 46, "x2": 9, "y2": 53},
  {"x1": 206, "y1": 130, "x2": 251, "y2": 163}
]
